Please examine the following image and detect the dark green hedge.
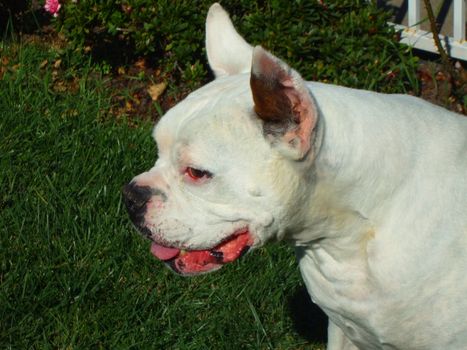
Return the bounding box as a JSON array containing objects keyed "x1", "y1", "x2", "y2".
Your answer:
[
  {"x1": 3, "y1": 1, "x2": 418, "y2": 93},
  {"x1": 55, "y1": 0, "x2": 417, "y2": 92}
]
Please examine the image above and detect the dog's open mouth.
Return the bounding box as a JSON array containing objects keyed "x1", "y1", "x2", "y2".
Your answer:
[{"x1": 150, "y1": 230, "x2": 253, "y2": 275}]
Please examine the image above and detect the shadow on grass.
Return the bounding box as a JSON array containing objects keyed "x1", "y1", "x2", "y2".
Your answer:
[{"x1": 288, "y1": 286, "x2": 328, "y2": 344}]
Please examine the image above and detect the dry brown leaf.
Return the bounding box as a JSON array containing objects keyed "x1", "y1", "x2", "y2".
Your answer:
[
  {"x1": 135, "y1": 59, "x2": 146, "y2": 70},
  {"x1": 132, "y1": 93, "x2": 141, "y2": 105},
  {"x1": 40, "y1": 59, "x2": 48, "y2": 69},
  {"x1": 147, "y1": 82, "x2": 167, "y2": 101},
  {"x1": 53, "y1": 81, "x2": 67, "y2": 93},
  {"x1": 435, "y1": 71, "x2": 448, "y2": 81},
  {"x1": 53, "y1": 59, "x2": 62, "y2": 69},
  {"x1": 125, "y1": 100, "x2": 133, "y2": 112}
]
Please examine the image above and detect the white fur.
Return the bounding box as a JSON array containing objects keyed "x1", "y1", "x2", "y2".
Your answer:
[
  {"x1": 130, "y1": 4, "x2": 467, "y2": 349},
  {"x1": 206, "y1": 3, "x2": 253, "y2": 78}
]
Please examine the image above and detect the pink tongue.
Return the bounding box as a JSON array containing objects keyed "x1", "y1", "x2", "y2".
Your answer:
[{"x1": 150, "y1": 243, "x2": 180, "y2": 261}]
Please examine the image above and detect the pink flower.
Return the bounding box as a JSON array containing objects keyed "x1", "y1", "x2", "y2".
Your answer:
[{"x1": 44, "y1": 0, "x2": 61, "y2": 17}]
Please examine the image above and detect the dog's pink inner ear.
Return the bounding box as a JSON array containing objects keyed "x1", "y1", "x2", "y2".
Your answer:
[{"x1": 250, "y1": 46, "x2": 317, "y2": 159}]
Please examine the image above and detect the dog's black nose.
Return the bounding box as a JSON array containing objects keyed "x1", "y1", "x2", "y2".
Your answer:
[{"x1": 122, "y1": 183, "x2": 153, "y2": 224}]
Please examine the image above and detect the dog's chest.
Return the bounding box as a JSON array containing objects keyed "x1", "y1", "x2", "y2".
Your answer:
[{"x1": 296, "y1": 245, "x2": 393, "y2": 348}]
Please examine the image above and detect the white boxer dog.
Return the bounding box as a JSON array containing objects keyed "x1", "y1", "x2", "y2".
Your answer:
[{"x1": 123, "y1": 3, "x2": 467, "y2": 349}]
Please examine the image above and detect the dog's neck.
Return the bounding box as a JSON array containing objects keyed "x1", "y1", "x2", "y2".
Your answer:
[{"x1": 290, "y1": 85, "x2": 412, "y2": 252}]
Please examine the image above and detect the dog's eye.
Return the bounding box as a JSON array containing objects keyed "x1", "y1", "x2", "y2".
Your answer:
[{"x1": 185, "y1": 167, "x2": 213, "y2": 181}]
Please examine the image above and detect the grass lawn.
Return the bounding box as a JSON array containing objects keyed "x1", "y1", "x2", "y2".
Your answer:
[{"x1": 0, "y1": 42, "x2": 326, "y2": 349}]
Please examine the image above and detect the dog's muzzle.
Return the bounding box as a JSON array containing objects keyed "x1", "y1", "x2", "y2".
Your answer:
[{"x1": 122, "y1": 182, "x2": 254, "y2": 276}]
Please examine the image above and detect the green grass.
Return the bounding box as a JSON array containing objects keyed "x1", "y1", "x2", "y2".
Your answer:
[{"x1": 0, "y1": 43, "x2": 324, "y2": 349}]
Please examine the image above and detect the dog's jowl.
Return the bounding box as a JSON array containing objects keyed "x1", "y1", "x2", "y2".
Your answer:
[{"x1": 123, "y1": 3, "x2": 467, "y2": 349}]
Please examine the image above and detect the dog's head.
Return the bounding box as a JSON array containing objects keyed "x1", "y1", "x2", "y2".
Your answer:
[{"x1": 123, "y1": 3, "x2": 320, "y2": 275}]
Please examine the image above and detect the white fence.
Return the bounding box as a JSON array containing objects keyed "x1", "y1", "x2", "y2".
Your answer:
[{"x1": 388, "y1": 0, "x2": 467, "y2": 61}]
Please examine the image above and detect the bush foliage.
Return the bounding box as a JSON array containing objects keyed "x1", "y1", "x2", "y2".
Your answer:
[{"x1": 55, "y1": 0, "x2": 418, "y2": 93}]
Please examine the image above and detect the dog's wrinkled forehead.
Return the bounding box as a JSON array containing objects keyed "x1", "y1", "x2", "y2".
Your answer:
[{"x1": 153, "y1": 74, "x2": 263, "y2": 163}]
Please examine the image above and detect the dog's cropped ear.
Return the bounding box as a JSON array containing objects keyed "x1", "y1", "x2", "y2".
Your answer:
[
  {"x1": 206, "y1": 3, "x2": 253, "y2": 78},
  {"x1": 250, "y1": 46, "x2": 318, "y2": 160}
]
